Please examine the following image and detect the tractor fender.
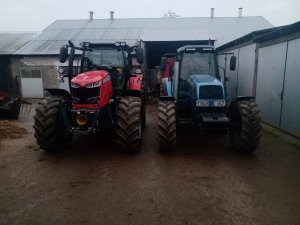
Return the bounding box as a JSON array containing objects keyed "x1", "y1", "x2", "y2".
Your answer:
[
  {"x1": 128, "y1": 74, "x2": 143, "y2": 91},
  {"x1": 231, "y1": 96, "x2": 255, "y2": 103},
  {"x1": 45, "y1": 88, "x2": 71, "y2": 99},
  {"x1": 161, "y1": 78, "x2": 173, "y2": 96}
]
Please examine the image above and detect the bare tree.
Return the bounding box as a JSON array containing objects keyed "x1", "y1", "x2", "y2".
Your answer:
[{"x1": 162, "y1": 10, "x2": 180, "y2": 18}]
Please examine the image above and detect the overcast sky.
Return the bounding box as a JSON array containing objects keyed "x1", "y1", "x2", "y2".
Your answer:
[{"x1": 0, "y1": 0, "x2": 299, "y2": 31}]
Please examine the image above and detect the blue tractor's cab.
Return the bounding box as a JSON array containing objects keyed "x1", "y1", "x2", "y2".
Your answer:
[{"x1": 158, "y1": 45, "x2": 261, "y2": 154}]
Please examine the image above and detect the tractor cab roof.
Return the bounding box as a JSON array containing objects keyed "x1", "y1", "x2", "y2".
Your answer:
[
  {"x1": 164, "y1": 53, "x2": 176, "y2": 58},
  {"x1": 80, "y1": 42, "x2": 129, "y2": 49},
  {"x1": 177, "y1": 45, "x2": 216, "y2": 53}
]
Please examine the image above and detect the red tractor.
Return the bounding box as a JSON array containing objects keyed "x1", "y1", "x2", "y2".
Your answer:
[
  {"x1": 159, "y1": 53, "x2": 175, "y2": 95},
  {"x1": 33, "y1": 41, "x2": 145, "y2": 152}
]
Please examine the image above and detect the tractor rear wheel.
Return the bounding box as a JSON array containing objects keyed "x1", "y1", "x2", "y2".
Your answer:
[
  {"x1": 229, "y1": 100, "x2": 261, "y2": 154},
  {"x1": 33, "y1": 96, "x2": 72, "y2": 153},
  {"x1": 115, "y1": 96, "x2": 142, "y2": 152},
  {"x1": 158, "y1": 100, "x2": 176, "y2": 152}
]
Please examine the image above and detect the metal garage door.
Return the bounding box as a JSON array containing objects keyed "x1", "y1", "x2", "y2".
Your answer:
[
  {"x1": 237, "y1": 44, "x2": 256, "y2": 97},
  {"x1": 218, "y1": 49, "x2": 239, "y2": 101},
  {"x1": 20, "y1": 69, "x2": 44, "y2": 98},
  {"x1": 256, "y1": 42, "x2": 287, "y2": 128},
  {"x1": 281, "y1": 38, "x2": 300, "y2": 137}
]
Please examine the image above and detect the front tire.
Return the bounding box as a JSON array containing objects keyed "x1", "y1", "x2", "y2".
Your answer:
[
  {"x1": 115, "y1": 96, "x2": 142, "y2": 152},
  {"x1": 229, "y1": 100, "x2": 261, "y2": 154},
  {"x1": 158, "y1": 101, "x2": 176, "y2": 152},
  {"x1": 33, "y1": 96, "x2": 72, "y2": 153}
]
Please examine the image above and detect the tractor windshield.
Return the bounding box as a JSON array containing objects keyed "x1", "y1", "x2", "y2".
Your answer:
[
  {"x1": 82, "y1": 48, "x2": 125, "y2": 71},
  {"x1": 180, "y1": 52, "x2": 217, "y2": 78}
]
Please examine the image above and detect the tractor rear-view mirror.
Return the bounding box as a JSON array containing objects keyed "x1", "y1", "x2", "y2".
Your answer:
[
  {"x1": 160, "y1": 57, "x2": 167, "y2": 71},
  {"x1": 59, "y1": 46, "x2": 68, "y2": 63},
  {"x1": 230, "y1": 56, "x2": 237, "y2": 71},
  {"x1": 136, "y1": 48, "x2": 144, "y2": 64}
]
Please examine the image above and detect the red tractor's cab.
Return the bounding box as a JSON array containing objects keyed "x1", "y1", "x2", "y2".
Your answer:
[
  {"x1": 160, "y1": 53, "x2": 176, "y2": 80},
  {"x1": 58, "y1": 41, "x2": 144, "y2": 100},
  {"x1": 158, "y1": 53, "x2": 176, "y2": 95}
]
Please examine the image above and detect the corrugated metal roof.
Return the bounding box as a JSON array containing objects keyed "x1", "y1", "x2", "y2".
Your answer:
[
  {"x1": 14, "y1": 17, "x2": 273, "y2": 55},
  {"x1": 0, "y1": 32, "x2": 38, "y2": 55},
  {"x1": 254, "y1": 21, "x2": 300, "y2": 42},
  {"x1": 217, "y1": 21, "x2": 300, "y2": 52}
]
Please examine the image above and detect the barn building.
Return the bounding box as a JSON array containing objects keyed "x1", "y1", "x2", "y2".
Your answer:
[
  {"x1": 0, "y1": 32, "x2": 38, "y2": 94},
  {"x1": 6, "y1": 11, "x2": 273, "y2": 98}
]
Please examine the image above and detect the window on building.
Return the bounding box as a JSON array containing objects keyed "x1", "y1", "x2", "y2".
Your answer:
[{"x1": 20, "y1": 69, "x2": 42, "y2": 78}]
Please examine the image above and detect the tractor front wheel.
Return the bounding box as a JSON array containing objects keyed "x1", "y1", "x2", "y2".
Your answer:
[
  {"x1": 115, "y1": 96, "x2": 142, "y2": 152},
  {"x1": 158, "y1": 100, "x2": 176, "y2": 152},
  {"x1": 229, "y1": 100, "x2": 261, "y2": 154},
  {"x1": 33, "y1": 96, "x2": 72, "y2": 153}
]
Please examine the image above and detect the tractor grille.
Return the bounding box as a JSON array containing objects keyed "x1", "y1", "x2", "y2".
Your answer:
[
  {"x1": 201, "y1": 113, "x2": 229, "y2": 123},
  {"x1": 200, "y1": 107, "x2": 226, "y2": 113},
  {"x1": 199, "y1": 85, "x2": 223, "y2": 99},
  {"x1": 71, "y1": 87, "x2": 100, "y2": 104}
]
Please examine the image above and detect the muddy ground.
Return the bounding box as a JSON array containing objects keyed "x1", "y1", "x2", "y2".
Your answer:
[{"x1": 0, "y1": 102, "x2": 300, "y2": 225}]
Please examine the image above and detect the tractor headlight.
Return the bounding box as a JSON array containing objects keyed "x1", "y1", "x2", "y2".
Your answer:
[
  {"x1": 57, "y1": 68, "x2": 65, "y2": 75},
  {"x1": 87, "y1": 96, "x2": 99, "y2": 104},
  {"x1": 135, "y1": 68, "x2": 142, "y2": 74},
  {"x1": 214, "y1": 100, "x2": 226, "y2": 107},
  {"x1": 72, "y1": 97, "x2": 80, "y2": 103},
  {"x1": 85, "y1": 80, "x2": 102, "y2": 88},
  {"x1": 196, "y1": 100, "x2": 209, "y2": 107},
  {"x1": 76, "y1": 114, "x2": 88, "y2": 126},
  {"x1": 71, "y1": 82, "x2": 80, "y2": 88},
  {"x1": 80, "y1": 42, "x2": 90, "y2": 47},
  {"x1": 115, "y1": 42, "x2": 126, "y2": 47}
]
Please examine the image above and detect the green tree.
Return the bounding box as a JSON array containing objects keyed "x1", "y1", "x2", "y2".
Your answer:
[{"x1": 162, "y1": 10, "x2": 180, "y2": 18}]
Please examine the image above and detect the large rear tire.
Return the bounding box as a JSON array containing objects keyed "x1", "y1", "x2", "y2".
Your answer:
[
  {"x1": 33, "y1": 96, "x2": 72, "y2": 153},
  {"x1": 229, "y1": 100, "x2": 261, "y2": 154},
  {"x1": 115, "y1": 96, "x2": 142, "y2": 152},
  {"x1": 158, "y1": 101, "x2": 176, "y2": 152}
]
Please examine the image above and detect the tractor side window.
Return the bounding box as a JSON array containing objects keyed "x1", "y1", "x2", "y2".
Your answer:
[{"x1": 82, "y1": 51, "x2": 93, "y2": 72}]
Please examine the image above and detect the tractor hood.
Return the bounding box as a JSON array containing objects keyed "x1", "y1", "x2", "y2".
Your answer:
[
  {"x1": 189, "y1": 75, "x2": 225, "y2": 100},
  {"x1": 189, "y1": 75, "x2": 222, "y2": 86},
  {"x1": 71, "y1": 70, "x2": 109, "y2": 87}
]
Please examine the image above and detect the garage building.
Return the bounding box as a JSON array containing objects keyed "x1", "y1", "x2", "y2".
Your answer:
[{"x1": 217, "y1": 21, "x2": 300, "y2": 137}]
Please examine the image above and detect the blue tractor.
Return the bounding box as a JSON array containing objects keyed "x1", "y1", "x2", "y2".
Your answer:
[{"x1": 158, "y1": 45, "x2": 261, "y2": 153}]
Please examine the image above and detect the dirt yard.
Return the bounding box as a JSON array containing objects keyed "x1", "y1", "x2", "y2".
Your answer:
[{"x1": 0, "y1": 102, "x2": 300, "y2": 225}]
